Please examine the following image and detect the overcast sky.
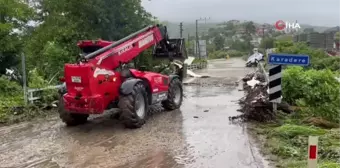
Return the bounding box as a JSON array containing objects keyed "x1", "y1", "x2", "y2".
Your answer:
[{"x1": 141, "y1": 0, "x2": 340, "y2": 27}]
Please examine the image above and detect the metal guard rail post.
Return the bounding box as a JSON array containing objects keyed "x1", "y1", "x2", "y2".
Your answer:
[{"x1": 27, "y1": 84, "x2": 64, "y2": 104}]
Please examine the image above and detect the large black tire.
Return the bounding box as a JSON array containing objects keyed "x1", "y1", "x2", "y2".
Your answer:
[
  {"x1": 162, "y1": 78, "x2": 183, "y2": 110},
  {"x1": 118, "y1": 82, "x2": 148, "y2": 129},
  {"x1": 58, "y1": 96, "x2": 89, "y2": 126}
]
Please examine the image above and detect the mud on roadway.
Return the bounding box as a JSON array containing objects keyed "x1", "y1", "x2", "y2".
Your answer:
[{"x1": 0, "y1": 58, "x2": 270, "y2": 168}]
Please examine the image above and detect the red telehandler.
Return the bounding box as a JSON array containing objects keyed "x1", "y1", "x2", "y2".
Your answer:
[{"x1": 58, "y1": 25, "x2": 187, "y2": 128}]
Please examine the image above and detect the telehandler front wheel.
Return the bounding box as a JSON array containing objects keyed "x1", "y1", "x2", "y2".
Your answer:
[
  {"x1": 162, "y1": 78, "x2": 183, "y2": 110},
  {"x1": 58, "y1": 96, "x2": 89, "y2": 126},
  {"x1": 118, "y1": 82, "x2": 148, "y2": 129}
]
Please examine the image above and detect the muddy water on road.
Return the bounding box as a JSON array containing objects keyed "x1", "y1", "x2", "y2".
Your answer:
[{"x1": 0, "y1": 58, "x2": 268, "y2": 168}]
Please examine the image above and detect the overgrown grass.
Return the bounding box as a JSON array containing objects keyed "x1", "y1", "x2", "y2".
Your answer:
[{"x1": 252, "y1": 118, "x2": 340, "y2": 168}]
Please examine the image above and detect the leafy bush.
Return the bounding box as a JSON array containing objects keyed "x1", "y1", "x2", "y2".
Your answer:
[
  {"x1": 282, "y1": 67, "x2": 340, "y2": 122},
  {"x1": 260, "y1": 37, "x2": 275, "y2": 49},
  {"x1": 275, "y1": 41, "x2": 326, "y2": 60},
  {"x1": 192, "y1": 58, "x2": 207, "y2": 64},
  {"x1": 227, "y1": 50, "x2": 247, "y2": 57},
  {"x1": 0, "y1": 76, "x2": 24, "y2": 122},
  {"x1": 28, "y1": 68, "x2": 49, "y2": 88},
  {"x1": 0, "y1": 70, "x2": 59, "y2": 123},
  {"x1": 28, "y1": 68, "x2": 59, "y2": 103},
  {"x1": 0, "y1": 76, "x2": 23, "y2": 107},
  {"x1": 312, "y1": 57, "x2": 340, "y2": 72},
  {"x1": 0, "y1": 76, "x2": 22, "y2": 97}
]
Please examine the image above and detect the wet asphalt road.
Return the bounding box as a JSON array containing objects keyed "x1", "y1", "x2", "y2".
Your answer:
[{"x1": 0, "y1": 58, "x2": 269, "y2": 168}]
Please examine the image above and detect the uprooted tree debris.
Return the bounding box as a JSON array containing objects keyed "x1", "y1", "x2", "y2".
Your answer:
[{"x1": 230, "y1": 70, "x2": 293, "y2": 122}]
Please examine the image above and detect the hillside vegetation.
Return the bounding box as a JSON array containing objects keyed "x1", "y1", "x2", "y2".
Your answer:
[{"x1": 252, "y1": 40, "x2": 340, "y2": 168}]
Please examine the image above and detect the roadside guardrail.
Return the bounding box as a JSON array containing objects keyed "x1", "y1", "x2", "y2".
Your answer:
[
  {"x1": 27, "y1": 84, "x2": 63, "y2": 104},
  {"x1": 187, "y1": 62, "x2": 207, "y2": 70}
]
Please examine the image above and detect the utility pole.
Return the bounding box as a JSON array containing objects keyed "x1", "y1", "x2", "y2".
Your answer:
[
  {"x1": 21, "y1": 53, "x2": 27, "y2": 105},
  {"x1": 195, "y1": 19, "x2": 200, "y2": 58},
  {"x1": 262, "y1": 24, "x2": 266, "y2": 50},
  {"x1": 262, "y1": 24, "x2": 265, "y2": 39},
  {"x1": 187, "y1": 33, "x2": 190, "y2": 43},
  {"x1": 179, "y1": 22, "x2": 183, "y2": 38},
  {"x1": 195, "y1": 17, "x2": 211, "y2": 59}
]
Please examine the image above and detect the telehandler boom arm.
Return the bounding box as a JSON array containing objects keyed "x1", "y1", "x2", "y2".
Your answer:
[{"x1": 79, "y1": 25, "x2": 185, "y2": 70}]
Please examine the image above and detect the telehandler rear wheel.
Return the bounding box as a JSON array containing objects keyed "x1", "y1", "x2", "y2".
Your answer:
[
  {"x1": 162, "y1": 78, "x2": 183, "y2": 110},
  {"x1": 58, "y1": 96, "x2": 89, "y2": 126},
  {"x1": 118, "y1": 82, "x2": 148, "y2": 129}
]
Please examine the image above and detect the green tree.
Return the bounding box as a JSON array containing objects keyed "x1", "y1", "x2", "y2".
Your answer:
[
  {"x1": 25, "y1": 0, "x2": 153, "y2": 81},
  {"x1": 335, "y1": 32, "x2": 340, "y2": 41},
  {"x1": 0, "y1": 0, "x2": 33, "y2": 74},
  {"x1": 272, "y1": 31, "x2": 284, "y2": 38},
  {"x1": 243, "y1": 21, "x2": 256, "y2": 35},
  {"x1": 222, "y1": 21, "x2": 237, "y2": 37},
  {"x1": 230, "y1": 40, "x2": 251, "y2": 52},
  {"x1": 276, "y1": 35, "x2": 293, "y2": 42},
  {"x1": 241, "y1": 21, "x2": 256, "y2": 52},
  {"x1": 260, "y1": 37, "x2": 275, "y2": 49},
  {"x1": 213, "y1": 35, "x2": 225, "y2": 50}
]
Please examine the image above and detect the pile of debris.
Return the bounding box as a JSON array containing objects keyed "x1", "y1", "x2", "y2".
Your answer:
[{"x1": 231, "y1": 70, "x2": 292, "y2": 122}]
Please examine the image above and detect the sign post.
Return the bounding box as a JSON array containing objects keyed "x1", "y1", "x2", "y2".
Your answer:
[
  {"x1": 268, "y1": 53, "x2": 310, "y2": 112},
  {"x1": 308, "y1": 136, "x2": 318, "y2": 168},
  {"x1": 21, "y1": 53, "x2": 28, "y2": 106}
]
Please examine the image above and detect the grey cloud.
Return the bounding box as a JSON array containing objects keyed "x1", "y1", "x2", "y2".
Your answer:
[{"x1": 142, "y1": 0, "x2": 340, "y2": 27}]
